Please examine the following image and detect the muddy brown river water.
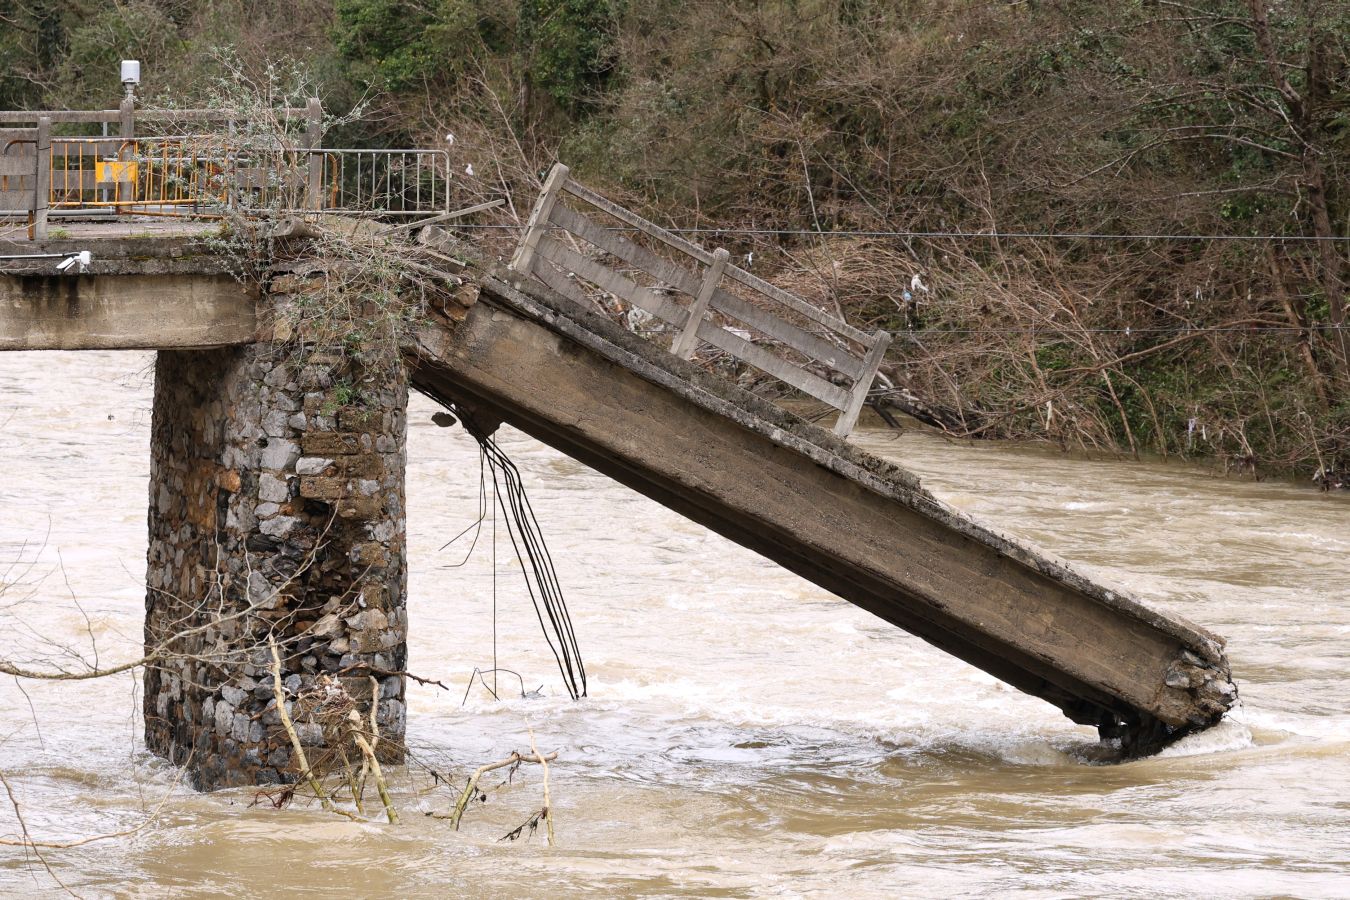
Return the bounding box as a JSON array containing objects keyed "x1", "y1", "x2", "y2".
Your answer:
[{"x1": 1, "y1": 350, "x2": 1347, "y2": 898}]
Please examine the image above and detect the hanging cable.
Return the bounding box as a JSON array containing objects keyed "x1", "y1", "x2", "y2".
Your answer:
[
  {"x1": 431, "y1": 397, "x2": 587, "y2": 700},
  {"x1": 437, "y1": 444, "x2": 487, "y2": 567}
]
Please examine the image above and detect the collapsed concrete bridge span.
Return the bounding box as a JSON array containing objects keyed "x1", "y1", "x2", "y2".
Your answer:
[
  {"x1": 0, "y1": 91, "x2": 1236, "y2": 785},
  {"x1": 410, "y1": 262, "x2": 1236, "y2": 755}
]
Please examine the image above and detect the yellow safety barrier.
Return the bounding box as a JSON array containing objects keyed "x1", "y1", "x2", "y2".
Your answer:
[
  {"x1": 49, "y1": 138, "x2": 234, "y2": 213},
  {"x1": 39, "y1": 139, "x2": 448, "y2": 218}
]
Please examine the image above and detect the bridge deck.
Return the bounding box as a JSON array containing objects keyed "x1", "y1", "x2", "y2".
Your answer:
[
  {"x1": 0, "y1": 231, "x2": 249, "y2": 351},
  {"x1": 411, "y1": 263, "x2": 1236, "y2": 754}
]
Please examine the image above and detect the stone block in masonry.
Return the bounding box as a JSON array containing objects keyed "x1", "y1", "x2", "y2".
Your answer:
[
  {"x1": 338, "y1": 408, "x2": 382, "y2": 432},
  {"x1": 296, "y1": 456, "x2": 335, "y2": 475},
  {"x1": 300, "y1": 475, "x2": 346, "y2": 501},
  {"x1": 258, "y1": 473, "x2": 290, "y2": 503},
  {"x1": 341, "y1": 453, "x2": 387, "y2": 478},
  {"x1": 338, "y1": 494, "x2": 386, "y2": 520},
  {"x1": 144, "y1": 332, "x2": 410, "y2": 791},
  {"x1": 351, "y1": 542, "x2": 390, "y2": 567},
  {"x1": 301, "y1": 432, "x2": 363, "y2": 455}
]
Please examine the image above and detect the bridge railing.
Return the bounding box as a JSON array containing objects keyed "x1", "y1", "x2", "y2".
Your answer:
[
  {"x1": 0, "y1": 100, "x2": 451, "y2": 222},
  {"x1": 310, "y1": 149, "x2": 452, "y2": 217},
  {"x1": 46, "y1": 137, "x2": 230, "y2": 214},
  {"x1": 509, "y1": 163, "x2": 890, "y2": 437}
]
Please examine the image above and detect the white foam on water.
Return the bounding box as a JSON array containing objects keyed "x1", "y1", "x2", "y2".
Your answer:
[{"x1": 1154, "y1": 716, "x2": 1254, "y2": 758}]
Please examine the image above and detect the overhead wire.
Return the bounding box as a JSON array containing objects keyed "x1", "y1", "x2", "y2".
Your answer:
[
  {"x1": 451, "y1": 215, "x2": 1342, "y2": 340},
  {"x1": 438, "y1": 219, "x2": 1350, "y2": 242},
  {"x1": 888, "y1": 324, "x2": 1345, "y2": 336}
]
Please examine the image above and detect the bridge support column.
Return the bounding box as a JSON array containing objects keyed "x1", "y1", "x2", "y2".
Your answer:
[{"x1": 144, "y1": 324, "x2": 408, "y2": 790}]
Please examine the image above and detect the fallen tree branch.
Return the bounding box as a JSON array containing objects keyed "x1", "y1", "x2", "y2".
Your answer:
[
  {"x1": 347, "y1": 706, "x2": 397, "y2": 824},
  {"x1": 268, "y1": 635, "x2": 334, "y2": 813},
  {"x1": 440, "y1": 749, "x2": 557, "y2": 831},
  {"x1": 336, "y1": 663, "x2": 451, "y2": 692},
  {"x1": 529, "y1": 728, "x2": 555, "y2": 847}
]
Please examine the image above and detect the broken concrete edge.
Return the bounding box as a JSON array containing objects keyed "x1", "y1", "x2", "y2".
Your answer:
[{"x1": 451, "y1": 259, "x2": 1234, "y2": 725}]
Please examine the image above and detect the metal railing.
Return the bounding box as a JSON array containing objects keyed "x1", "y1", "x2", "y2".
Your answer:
[
  {"x1": 47, "y1": 137, "x2": 226, "y2": 213},
  {"x1": 0, "y1": 99, "x2": 452, "y2": 229},
  {"x1": 37, "y1": 140, "x2": 452, "y2": 218},
  {"x1": 318, "y1": 149, "x2": 452, "y2": 217}
]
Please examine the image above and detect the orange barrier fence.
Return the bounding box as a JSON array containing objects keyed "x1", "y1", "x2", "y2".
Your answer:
[{"x1": 7, "y1": 138, "x2": 453, "y2": 219}]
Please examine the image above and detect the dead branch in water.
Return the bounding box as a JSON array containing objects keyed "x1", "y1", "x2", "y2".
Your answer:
[
  {"x1": 529, "y1": 728, "x2": 555, "y2": 847},
  {"x1": 437, "y1": 748, "x2": 558, "y2": 831},
  {"x1": 268, "y1": 635, "x2": 338, "y2": 815},
  {"x1": 346, "y1": 705, "x2": 397, "y2": 824}
]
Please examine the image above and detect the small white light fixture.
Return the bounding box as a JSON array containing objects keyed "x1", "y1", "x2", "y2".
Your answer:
[
  {"x1": 121, "y1": 60, "x2": 141, "y2": 101},
  {"x1": 56, "y1": 250, "x2": 93, "y2": 274}
]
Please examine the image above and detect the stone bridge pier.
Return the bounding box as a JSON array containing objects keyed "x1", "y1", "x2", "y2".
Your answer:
[{"x1": 143, "y1": 280, "x2": 410, "y2": 790}]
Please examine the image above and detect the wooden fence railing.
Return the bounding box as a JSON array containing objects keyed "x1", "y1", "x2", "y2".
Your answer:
[{"x1": 509, "y1": 163, "x2": 890, "y2": 437}]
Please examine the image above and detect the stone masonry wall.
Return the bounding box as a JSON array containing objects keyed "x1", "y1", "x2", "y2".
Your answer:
[{"x1": 144, "y1": 287, "x2": 409, "y2": 791}]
